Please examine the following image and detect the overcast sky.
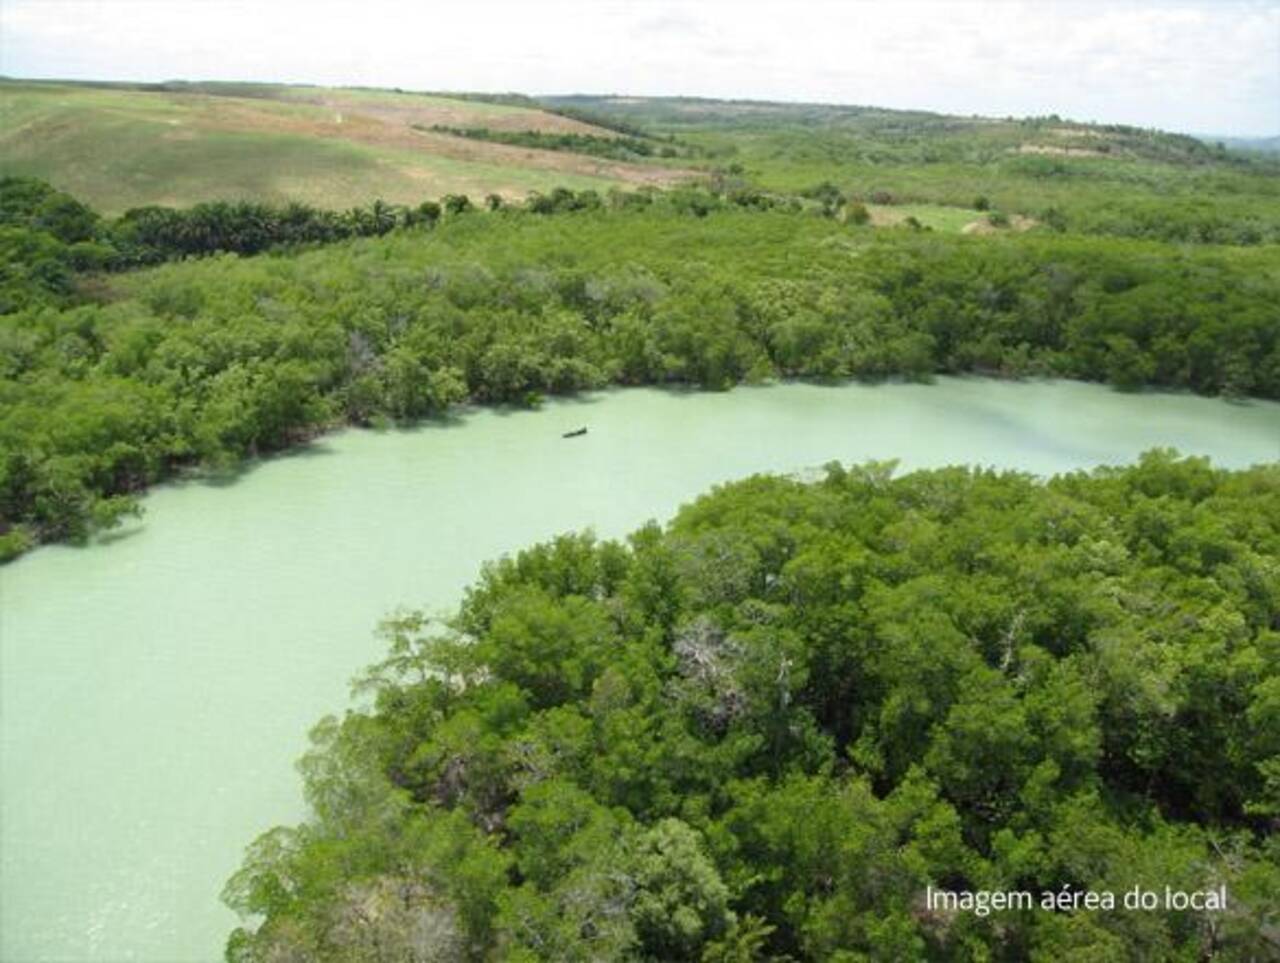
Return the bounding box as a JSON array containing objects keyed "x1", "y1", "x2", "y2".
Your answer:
[{"x1": 2, "y1": 0, "x2": 1277, "y2": 135}]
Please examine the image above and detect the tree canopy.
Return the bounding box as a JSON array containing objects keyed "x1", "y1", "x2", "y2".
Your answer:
[{"x1": 224, "y1": 453, "x2": 1280, "y2": 961}]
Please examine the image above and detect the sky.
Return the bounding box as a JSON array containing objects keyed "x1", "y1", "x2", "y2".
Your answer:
[{"x1": 1, "y1": 0, "x2": 1277, "y2": 135}]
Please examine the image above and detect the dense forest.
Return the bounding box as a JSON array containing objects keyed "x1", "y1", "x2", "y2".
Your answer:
[
  {"x1": 2, "y1": 175, "x2": 1278, "y2": 561},
  {"x1": 223, "y1": 453, "x2": 1280, "y2": 961}
]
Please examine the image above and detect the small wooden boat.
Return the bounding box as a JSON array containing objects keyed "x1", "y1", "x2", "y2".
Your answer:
[{"x1": 562, "y1": 427, "x2": 588, "y2": 438}]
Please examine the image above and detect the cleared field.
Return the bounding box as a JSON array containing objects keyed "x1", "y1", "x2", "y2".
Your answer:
[
  {"x1": 866, "y1": 202, "x2": 986, "y2": 232},
  {"x1": 0, "y1": 81, "x2": 688, "y2": 213}
]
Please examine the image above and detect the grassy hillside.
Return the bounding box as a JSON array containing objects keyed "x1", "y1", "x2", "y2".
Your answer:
[{"x1": 0, "y1": 81, "x2": 687, "y2": 213}]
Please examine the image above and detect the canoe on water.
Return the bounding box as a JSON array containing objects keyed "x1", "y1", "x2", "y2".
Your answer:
[{"x1": 562, "y1": 427, "x2": 588, "y2": 438}]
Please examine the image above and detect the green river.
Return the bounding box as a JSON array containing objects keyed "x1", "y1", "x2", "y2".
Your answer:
[{"x1": 2, "y1": 379, "x2": 1278, "y2": 961}]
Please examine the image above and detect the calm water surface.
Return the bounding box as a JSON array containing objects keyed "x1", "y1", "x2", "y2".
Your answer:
[{"x1": 2, "y1": 379, "x2": 1278, "y2": 961}]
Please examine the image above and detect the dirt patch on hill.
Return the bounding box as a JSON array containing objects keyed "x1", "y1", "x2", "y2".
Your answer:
[
  {"x1": 1016, "y1": 143, "x2": 1106, "y2": 158},
  {"x1": 961, "y1": 214, "x2": 1038, "y2": 235},
  {"x1": 1050, "y1": 127, "x2": 1104, "y2": 139},
  {"x1": 866, "y1": 206, "x2": 906, "y2": 227}
]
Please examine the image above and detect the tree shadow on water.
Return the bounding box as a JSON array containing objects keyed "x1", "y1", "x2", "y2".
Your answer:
[
  {"x1": 486, "y1": 391, "x2": 608, "y2": 420},
  {"x1": 92, "y1": 524, "x2": 145, "y2": 547},
  {"x1": 182, "y1": 438, "x2": 341, "y2": 490}
]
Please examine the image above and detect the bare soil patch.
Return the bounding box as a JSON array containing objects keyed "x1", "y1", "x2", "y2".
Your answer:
[
  {"x1": 867, "y1": 206, "x2": 905, "y2": 227},
  {"x1": 1050, "y1": 127, "x2": 1104, "y2": 139},
  {"x1": 961, "y1": 214, "x2": 1037, "y2": 235},
  {"x1": 1016, "y1": 143, "x2": 1106, "y2": 158}
]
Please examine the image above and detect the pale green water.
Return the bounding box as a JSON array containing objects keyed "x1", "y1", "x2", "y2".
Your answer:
[{"x1": 2, "y1": 379, "x2": 1277, "y2": 962}]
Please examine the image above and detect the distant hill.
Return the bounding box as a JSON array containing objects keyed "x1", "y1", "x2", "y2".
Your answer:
[
  {"x1": 1203, "y1": 134, "x2": 1280, "y2": 154},
  {"x1": 539, "y1": 94, "x2": 1280, "y2": 243},
  {"x1": 0, "y1": 80, "x2": 687, "y2": 214},
  {"x1": 542, "y1": 94, "x2": 1241, "y2": 165}
]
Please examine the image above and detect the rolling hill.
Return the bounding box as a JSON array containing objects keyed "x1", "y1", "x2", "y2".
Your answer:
[
  {"x1": 0, "y1": 80, "x2": 688, "y2": 213},
  {"x1": 543, "y1": 94, "x2": 1280, "y2": 241}
]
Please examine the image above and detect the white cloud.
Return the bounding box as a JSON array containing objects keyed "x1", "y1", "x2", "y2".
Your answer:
[{"x1": 0, "y1": 0, "x2": 1276, "y2": 134}]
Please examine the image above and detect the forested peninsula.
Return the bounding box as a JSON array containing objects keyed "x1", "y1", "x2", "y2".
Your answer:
[
  {"x1": 3, "y1": 176, "x2": 1278, "y2": 561},
  {"x1": 224, "y1": 454, "x2": 1280, "y2": 961}
]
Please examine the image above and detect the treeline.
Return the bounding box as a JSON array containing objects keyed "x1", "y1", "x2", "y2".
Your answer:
[
  {"x1": 2, "y1": 199, "x2": 1278, "y2": 559},
  {"x1": 538, "y1": 102, "x2": 661, "y2": 141},
  {"x1": 427, "y1": 125, "x2": 691, "y2": 160},
  {"x1": 110, "y1": 197, "x2": 454, "y2": 262},
  {"x1": 223, "y1": 454, "x2": 1280, "y2": 961},
  {"x1": 0, "y1": 176, "x2": 475, "y2": 311},
  {"x1": 851, "y1": 233, "x2": 1279, "y2": 396}
]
